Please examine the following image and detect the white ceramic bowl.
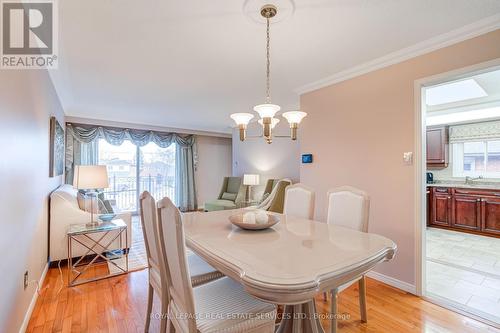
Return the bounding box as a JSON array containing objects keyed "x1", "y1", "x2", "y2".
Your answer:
[{"x1": 229, "y1": 211, "x2": 280, "y2": 230}]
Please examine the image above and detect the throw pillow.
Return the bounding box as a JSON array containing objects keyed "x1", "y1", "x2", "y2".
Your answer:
[{"x1": 221, "y1": 192, "x2": 237, "y2": 201}]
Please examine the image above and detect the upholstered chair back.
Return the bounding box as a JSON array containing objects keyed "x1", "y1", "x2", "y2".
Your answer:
[
  {"x1": 139, "y1": 191, "x2": 165, "y2": 283},
  {"x1": 257, "y1": 179, "x2": 291, "y2": 213},
  {"x1": 157, "y1": 196, "x2": 197, "y2": 332},
  {"x1": 217, "y1": 176, "x2": 247, "y2": 204},
  {"x1": 326, "y1": 186, "x2": 370, "y2": 232},
  {"x1": 284, "y1": 183, "x2": 315, "y2": 220}
]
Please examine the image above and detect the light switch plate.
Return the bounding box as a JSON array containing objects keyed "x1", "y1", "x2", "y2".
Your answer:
[{"x1": 403, "y1": 152, "x2": 413, "y2": 165}]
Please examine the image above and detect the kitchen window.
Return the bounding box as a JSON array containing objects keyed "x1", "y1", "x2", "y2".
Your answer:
[{"x1": 452, "y1": 140, "x2": 500, "y2": 178}]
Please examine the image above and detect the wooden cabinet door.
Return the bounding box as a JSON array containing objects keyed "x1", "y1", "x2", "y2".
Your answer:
[
  {"x1": 432, "y1": 193, "x2": 451, "y2": 226},
  {"x1": 426, "y1": 188, "x2": 431, "y2": 226},
  {"x1": 426, "y1": 126, "x2": 448, "y2": 168},
  {"x1": 452, "y1": 195, "x2": 480, "y2": 231},
  {"x1": 481, "y1": 197, "x2": 500, "y2": 235}
]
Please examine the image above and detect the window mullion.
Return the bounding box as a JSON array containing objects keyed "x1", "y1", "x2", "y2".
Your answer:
[{"x1": 484, "y1": 141, "x2": 488, "y2": 175}]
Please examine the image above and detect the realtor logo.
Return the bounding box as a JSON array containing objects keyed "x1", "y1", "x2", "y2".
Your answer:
[{"x1": 1, "y1": 0, "x2": 57, "y2": 69}]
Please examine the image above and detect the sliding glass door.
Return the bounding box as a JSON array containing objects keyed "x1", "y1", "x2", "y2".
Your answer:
[
  {"x1": 138, "y1": 142, "x2": 176, "y2": 205},
  {"x1": 98, "y1": 139, "x2": 176, "y2": 213}
]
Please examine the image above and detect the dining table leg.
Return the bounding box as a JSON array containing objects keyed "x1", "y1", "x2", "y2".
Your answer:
[{"x1": 276, "y1": 300, "x2": 324, "y2": 333}]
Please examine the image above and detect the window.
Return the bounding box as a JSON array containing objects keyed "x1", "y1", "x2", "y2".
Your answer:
[
  {"x1": 453, "y1": 140, "x2": 500, "y2": 178},
  {"x1": 98, "y1": 139, "x2": 176, "y2": 212}
]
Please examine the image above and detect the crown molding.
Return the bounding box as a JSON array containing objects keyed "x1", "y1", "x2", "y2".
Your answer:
[{"x1": 295, "y1": 14, "x2": 500, "y2": 95}]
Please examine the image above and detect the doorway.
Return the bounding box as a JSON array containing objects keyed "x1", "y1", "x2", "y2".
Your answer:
[{"x1": 417, "y1": 60, "x2": 500, "y2": 326}]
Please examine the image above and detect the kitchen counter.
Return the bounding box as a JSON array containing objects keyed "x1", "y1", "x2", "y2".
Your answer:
[{"x1": 427, "y1": 182, "x2": 500, "y2": 190}]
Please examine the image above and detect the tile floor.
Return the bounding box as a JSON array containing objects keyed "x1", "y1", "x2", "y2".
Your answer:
[{"x1": 426, "y1": 227, "x2": 500, "y2": 322}]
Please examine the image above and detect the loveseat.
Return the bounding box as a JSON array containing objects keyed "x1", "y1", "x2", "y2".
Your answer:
[{"x1": 49, "y1": 184, "x2": 132, "y2": 262}]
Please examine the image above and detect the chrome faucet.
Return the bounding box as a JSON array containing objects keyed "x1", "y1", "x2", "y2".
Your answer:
[{"x1": 465, "y1": 175, "x2": 483, "y2": 184}]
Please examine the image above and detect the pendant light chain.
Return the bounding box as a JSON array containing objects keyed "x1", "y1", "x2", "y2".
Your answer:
[{"x1": 266, "y1": 16, "x2": 271, "y2": 104}]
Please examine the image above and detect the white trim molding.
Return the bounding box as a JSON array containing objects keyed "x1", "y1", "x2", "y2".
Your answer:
[
  {"x1": 366, "y1": 271, "x2": 417, "y2": 295},
  {"x1": 413, "y1": 58, "x2": 500, "y2": 299},
  {"x1": 295, "y1": 14, "x2": 500, "y2": 95},
  {"x1": 19, "y1": 263, "x2": 49, "y2": 333}
]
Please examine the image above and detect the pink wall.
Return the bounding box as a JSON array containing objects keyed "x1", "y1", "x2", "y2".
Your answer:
[
  {"x1": 196, "y1": 135, "x2": 232, "y2": 207},
  {"x1": 300, "y1": 30, "x2": 500, "y2": 286},
  {"x1": 0, "y1": 70, "x2": 65, "y2": 332}
]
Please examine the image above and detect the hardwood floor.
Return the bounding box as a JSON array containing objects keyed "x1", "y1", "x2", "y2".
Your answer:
[{"x1": 27, "y1": 265, "x2": 500, "y2": 333}]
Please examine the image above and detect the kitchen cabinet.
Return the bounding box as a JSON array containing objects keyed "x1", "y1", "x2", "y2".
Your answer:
[
  {"x1": 426, "y1": 126, "x2": 449, "y2": 169},
  {"x1": 431, "y1": 188, "x2": 451, "y2": 227},
  {"x1": 427, "y1": 186, "x2": 500, "y2": 237},
  {"x1": 451, "y1": 195, "x2": 480, "y2": 231},
  {"x1": 481, "y1": 197, "x2": 500, "y2": 235}
]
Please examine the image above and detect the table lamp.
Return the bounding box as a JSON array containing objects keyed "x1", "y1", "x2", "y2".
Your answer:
[
  {"x1": 243, "y1": 174, "x2": 260, "y2": 202},
  {"x1": 73, "y1": 165, "x2": 109, "y2": 226}
]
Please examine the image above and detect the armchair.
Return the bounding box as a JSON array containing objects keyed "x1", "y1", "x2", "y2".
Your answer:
[
  {"x1": 204, "y1": 177, "x2": 247, "y2": 211},
  {"x1": 256, "y1": 178, "x2": 292, "y2": 213}
]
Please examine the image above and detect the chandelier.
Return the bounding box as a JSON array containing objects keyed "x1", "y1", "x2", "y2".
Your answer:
[{"x1": 230, "y1": 4, "x2": 307, "y2": 144}]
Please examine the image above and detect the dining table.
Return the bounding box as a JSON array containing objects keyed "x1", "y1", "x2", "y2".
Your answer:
[{"x1": 183, "y1": 209, "x2": 397, "y2": 333}]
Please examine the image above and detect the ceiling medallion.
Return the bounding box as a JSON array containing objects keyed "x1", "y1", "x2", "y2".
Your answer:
[{"x1": 230, "y1": 4, "x2": 306, "y2": 144}]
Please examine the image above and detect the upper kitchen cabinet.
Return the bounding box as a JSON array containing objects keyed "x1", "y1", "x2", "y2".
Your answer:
[{"x1": 427, "y1": 126, "x2": 449, "y2": 168}]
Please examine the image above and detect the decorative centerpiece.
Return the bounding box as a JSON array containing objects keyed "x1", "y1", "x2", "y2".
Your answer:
[
  {"x1": 98, "y1": 214, "x2": 116, "y2": 222},
  {"x1": 229, "y1": 209, "x2": 279, "y2": 230}
]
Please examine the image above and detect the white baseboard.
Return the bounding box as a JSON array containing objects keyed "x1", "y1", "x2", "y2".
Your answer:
[
  {"x1": 366, "y1": 271, "x2": 417, "y2": 295},
  {"x1": 19, "y1": 263, "x2": 49, "y2": 333}
]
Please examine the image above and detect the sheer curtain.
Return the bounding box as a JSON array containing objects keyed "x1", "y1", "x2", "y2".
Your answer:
[
  {"x1": 175, "y1": 144, "x2": 197, "y2": 212},
  {"x1": 65, "y1": 123, "x2": 198, "y2": 211}
]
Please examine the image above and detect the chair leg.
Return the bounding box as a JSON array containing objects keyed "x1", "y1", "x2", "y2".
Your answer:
[
  {"x1": 166, "y1": 317, "x2": 175, "y2": 333},
  {"x1": 160, "y1": 298, "x2": 168, "y2": 333},
  {"x1": 323, "y1": 291, "x2": 328, "y2": 302},
  {"x1": 359, "y1": 275, "x2": 367, "y2": 323},
  {"x1": 144, "y1": 284, "x2": 154, "y2": 332},
  {"x1": 330, "y1": 289, "x2": 338, "y2": 333}
]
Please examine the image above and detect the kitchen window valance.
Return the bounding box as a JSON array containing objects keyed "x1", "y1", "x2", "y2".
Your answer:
[{"x1": 449, "y1": 120, "x2": 500, "y2": 143}]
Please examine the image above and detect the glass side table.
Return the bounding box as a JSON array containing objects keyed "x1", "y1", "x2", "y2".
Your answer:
[{"x1": 67, "y1": 219, "x2": 128, "y2": 286}]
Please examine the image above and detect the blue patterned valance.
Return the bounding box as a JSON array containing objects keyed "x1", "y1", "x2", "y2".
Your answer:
[{"x1": 67, "y1": 123, "x2": 195, "y2": 148}]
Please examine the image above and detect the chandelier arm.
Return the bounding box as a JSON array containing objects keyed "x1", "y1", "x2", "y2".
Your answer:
[{"x1": 245, "y1": 135, "x2": 265, "y2": 139}]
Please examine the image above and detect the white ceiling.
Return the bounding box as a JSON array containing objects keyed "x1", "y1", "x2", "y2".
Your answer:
[
  {"x1": 427, "y1": 69, "x2": 500, "y2": 113},
  {"x1": 51, "y1": 0, "x2": 500, "y2": 134}
]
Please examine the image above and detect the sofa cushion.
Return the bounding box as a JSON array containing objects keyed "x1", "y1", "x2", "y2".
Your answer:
[
  {"x1": 204, "y1": 199, "x2": 237, "y2": 212},
  {"x1": 226, "y1": 177, "x2": 241, "y2": 194},
  {"x1": 221, "y1": 192, "x2": 237, "y2": 201}
]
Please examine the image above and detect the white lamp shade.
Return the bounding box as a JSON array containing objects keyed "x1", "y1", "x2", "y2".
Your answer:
[
  {"x1": 73, "y1": 165, "x2": 109, "y2": 189},
  {"x1": 282, "y1": 111, "x2": 307, "y2": 124},
  {"x1": 253, "y1": 103, "x2": 281, "y2": 118},
  {"x1": 230, "y1": 113, "x2": 254, "y2": 126},
  {"x1": 243, "y1": 174, "x2": 260, "y2": 186},
  {"x1": 258, "y1": 117, "x2": 280, "y2": 129}
]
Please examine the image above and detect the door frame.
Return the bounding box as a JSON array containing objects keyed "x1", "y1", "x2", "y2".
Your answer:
[{"x1": 414, "y1": 58, "x2": 500, "y2": 314}]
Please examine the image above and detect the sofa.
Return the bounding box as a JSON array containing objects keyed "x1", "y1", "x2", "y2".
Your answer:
[
  {"x1": 204, "y1": 176, "x2": 247, "y2": 211},
  {"x1": 49, "y1": 184, "x2": 132, "y2": 262}
]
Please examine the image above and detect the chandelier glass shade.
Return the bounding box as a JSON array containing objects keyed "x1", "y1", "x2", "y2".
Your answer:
[
  {"x1": 230, "y1": 4, "x2": 306, "y2": 144},
  {"x1": 253, "y1": 103, "x2": 281, "y2": 118}
]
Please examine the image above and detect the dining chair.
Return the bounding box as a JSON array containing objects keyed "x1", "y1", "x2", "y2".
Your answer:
[
  {"x1": 325, "y1": 186, "x2": 370, "y2": 333},
  {"x1": 283, "y1": 183, "x2": 315, "y2": 220},
  {"x1": 156, "y1": 196, "x2": 277, "y2": 333},
  {"x1": 139, "y1": 192, "x2": 224, "y2": 333}
]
